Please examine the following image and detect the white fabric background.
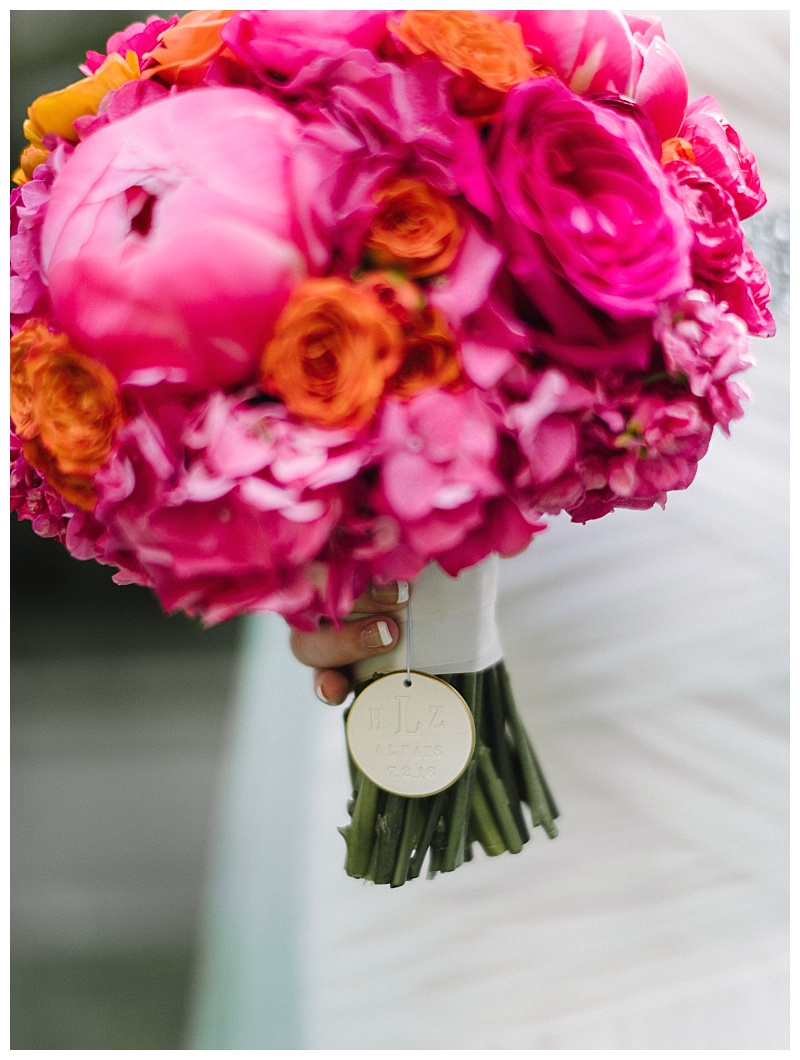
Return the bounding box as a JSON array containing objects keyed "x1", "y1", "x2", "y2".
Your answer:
[{"x1": 189, "y1": 10, "x2": 789, "y2": 1050}]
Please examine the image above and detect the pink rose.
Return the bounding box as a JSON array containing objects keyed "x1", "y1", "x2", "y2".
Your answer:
[
  {"x1": 491, "y1": 76, "x2": 692, "y2": 322},
  {"x1": 41, "y1": 88, "x2": 308, "y2": 392},
  {"x1": 513, "y1": 11, "x2": 688, "y2": 139},
  {"x1": 680, "y1": 96, "x2": 767, "y2": 220}
]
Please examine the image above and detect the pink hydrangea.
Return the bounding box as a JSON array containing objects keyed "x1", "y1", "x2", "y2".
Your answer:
[
  {"x1": 90, "y1": 393, "x2": 377, "y2": 626},
  {"x1": 372, "y1": 389, "x2": 504, "y2": 572}
]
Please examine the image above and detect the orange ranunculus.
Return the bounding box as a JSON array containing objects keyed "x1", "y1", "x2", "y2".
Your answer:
[
  {"x1": 21, "y1": 437, "x2": 98, "y2": 511},
  {"x1": 661, "y1": 136, "x2": 696, "y2": 166},
  {"x1": 10, "y1": 320, "x2": 122, "y2": 485},
  {"x1": 393, "y1": 10, "x2": 538, "y2": 93},
  {"x1": 260, "y1": 277, "x2": 403, "y2": 430},
  {"x1": 10, "y1": 322, "x2": 41, "y2": 441},
  {"x1": 17, "y1": 51, "x2": 141, "y2": 183},
  {"x1": 365, "y1": 177, "x2": 463, "y2": 279},
  {"x1": 355, "y1": 271, "x2": 426, "y2": 329},
  {"x1": 144, "y1": 10, "x2": 237, "y2": 86},
  {"x1": 388, "y1": 306, "x2": 464, "y2": 400}
]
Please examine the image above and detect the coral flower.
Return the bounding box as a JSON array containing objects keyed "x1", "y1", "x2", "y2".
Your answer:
[
  {"x1": 144, "y1": 9, "x2": 237, "y2": 86},
  {"x1": 16, "y1": 51, "x2": 141, "y2": 183},
  {"x1": 21, "y1": 437, "x2": 99, "y2": 511},
  {"x1": 10, "y1": 320, "x2": 122, "y2": 508},
  {"x1": 365, "y1": 177, "x2": 463, "y2": 279},
  {"x1": 388, "y1": 306, "x2": 463, "y2": 399},
  {"x1": 393, "y1": 10, "x2": 538, "y2": 93},
  {"x1": 260, "y1": 278, "x2": 403, "y2": 430}
]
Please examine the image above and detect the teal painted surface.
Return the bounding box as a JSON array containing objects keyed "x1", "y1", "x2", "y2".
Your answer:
[{"x1": 187, "y1": 614, "x2": 313, "y2": 1049}]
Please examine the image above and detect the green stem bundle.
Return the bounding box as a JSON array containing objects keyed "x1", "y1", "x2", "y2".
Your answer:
[{"x1": 339, "y1": 660, "x2": 558, "y2": 886}]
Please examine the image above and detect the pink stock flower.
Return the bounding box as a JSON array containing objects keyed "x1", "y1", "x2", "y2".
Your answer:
[
  {"x1": 680, "y1": 96, "x2": 767, "y2": 220},
  {"x1": 513, "y1": 10, "x2": 688, "y2": 139},
  {"x1": 492, "y1": 76, "x2": 692, "y2": 323},
  {"x1": 40, "y1": 88, "x2": 308, "y2": 392},
  {"x1": 654, "y1": 290, "x2": 752, "y2": 431},
  {"x1": 568, "y1": 378, "x2": 715, "y2": 522}
]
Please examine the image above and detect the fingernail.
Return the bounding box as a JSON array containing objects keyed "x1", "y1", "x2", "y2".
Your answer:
[
  {"x1": 371, "y1": 580, "x2": 409, "y2": 605},
  {"x1": 315, "y1": 682, "x2": 334, "y2": 705},
  {"x1": 361, "y1": 620, "x2": 395, "y2": 650}
]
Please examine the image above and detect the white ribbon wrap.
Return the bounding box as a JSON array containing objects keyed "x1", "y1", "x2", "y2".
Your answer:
[{"x1": 351, "y1": 556, "x2": 503, "y2": 682}]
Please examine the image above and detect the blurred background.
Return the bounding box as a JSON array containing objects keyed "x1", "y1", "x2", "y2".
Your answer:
[{"x1": 9, "y1": 11, "x2": 240, "y2": 1049}]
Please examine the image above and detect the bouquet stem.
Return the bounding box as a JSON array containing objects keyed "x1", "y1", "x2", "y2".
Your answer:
[{"x1": 340, "y1": 659, "x2": 557, "y2": 885}]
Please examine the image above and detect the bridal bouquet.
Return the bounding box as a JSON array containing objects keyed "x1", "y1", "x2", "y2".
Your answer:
[{"x1": 11, "y1": 10, "x2": 773, "y2": 885}]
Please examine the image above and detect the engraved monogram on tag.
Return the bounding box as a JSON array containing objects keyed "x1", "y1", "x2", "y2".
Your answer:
[{"x1": 346, "y1": 671, "x2": 476, "y2": 797}]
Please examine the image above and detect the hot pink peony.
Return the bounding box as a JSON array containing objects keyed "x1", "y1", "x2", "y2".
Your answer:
[
  {"x1": 491, "y1": 76, "x2": 692, "y2": 323},
  {"x1": 40, "y1": 88, "x2": 308, "y2": 392},
  {"x1": 513, "y1": 10, "x2": 688, "y2": 139}
]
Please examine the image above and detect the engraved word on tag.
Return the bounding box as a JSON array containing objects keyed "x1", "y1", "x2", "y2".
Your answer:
[{"x1": 346, "y1": 671, "x2": 476, "y2": 798}]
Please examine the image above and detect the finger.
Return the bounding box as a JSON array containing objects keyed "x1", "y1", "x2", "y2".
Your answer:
[
  {"x1": 290, "y1": 614, "x2": 400, "y2": 670},
  {"x1": 314, "y1": 668, "x2": 352, "y2": 706},
  {"x1": 349, "y1": 579, "x2": 410, "y2": 615}
]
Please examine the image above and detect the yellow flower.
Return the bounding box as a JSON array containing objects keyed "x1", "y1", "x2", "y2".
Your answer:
[{"x1": 15, "y1": 51, "x2": 141, "y2": 183}]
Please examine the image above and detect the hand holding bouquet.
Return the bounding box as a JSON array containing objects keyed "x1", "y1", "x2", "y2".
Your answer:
[{"x1": 11, "y1": 10, "x2": 773, "y2": 885}]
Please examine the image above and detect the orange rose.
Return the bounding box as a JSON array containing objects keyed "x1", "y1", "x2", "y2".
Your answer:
[
  {"x1": 144, "y1": 10, "x2": 237, "y2": 86},
  {"x1": 393, "y1": 10, "x2": 538, "y2": 93},
  {"x1": 10, "y1": 321, "x2": 122, "y2": 503},
  {"x1": 365, "y1": 177, "x2": 463, "y2": 279},
  {"x1": 388, "y1": 306, "x2": 463, "y2": 400},
  {"x1": 16, "y1": 51, "x2": 141, "y2": 183},
  {"x1": 260, "y1": 277, "x2": 403, "y2": 430},
  {"x1": 661, "y1": 136, "x2": 696, "y2": 166}
]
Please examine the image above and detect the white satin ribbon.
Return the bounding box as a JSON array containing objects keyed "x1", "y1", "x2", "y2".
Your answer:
[{"x1": 351, "y1": 556, "x2": 503, "y2": 681}]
